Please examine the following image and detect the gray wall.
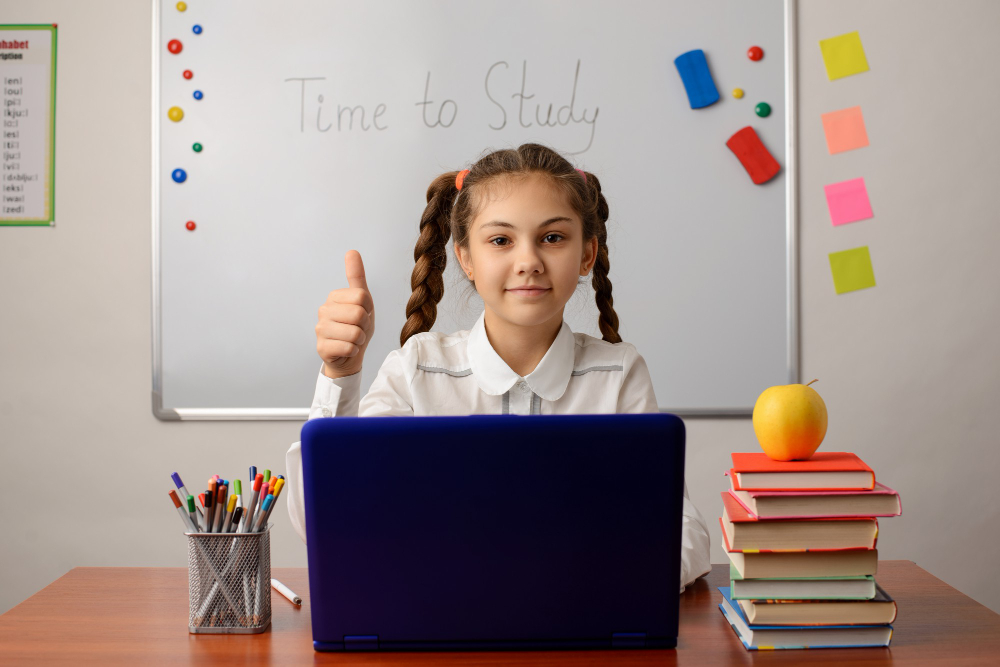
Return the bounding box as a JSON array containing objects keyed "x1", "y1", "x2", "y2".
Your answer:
[{"x1": 2, "y1": 0, "x2": 998, "y2": 618}]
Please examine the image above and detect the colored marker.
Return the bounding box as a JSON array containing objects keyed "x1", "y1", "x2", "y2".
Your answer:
[
  {"x1": 223, "y1": 493, "x2": 237, "y2": 532},
  {"x1": 228, "y1": 506, "x2": 243, "y2": 533},
  {"x1": 253, "y1": 495, "x2": 273, "y2": 532},
  {"x1": 206, "y1": 480, "x2": 217, "y2": 532},
  {"x1": 203, "y1": 490, "x2": 214, "y2": 532},
  {"x1": 186, "y1": 495, "x2": 199, "y2": 531},
  {"x1": 249, "y1": 466, "x2": 256, "y2": 486},
  {"x1": 234, "y1": 479, "x2": 242, "y2": 509},
  {"x1": 169, "y1": 490, "x2": 197, "y2": 532},
  {"x1": 258, "y1": 480, "x2": 284, "y2": 530},
  {"x1": 263, "y1": 469, "x2": 271, "y2": 484},
  {"x1": 242, "y1": 473, "x2": 263, "y2": 532},
  {"x1": 214, "y1": 484, "x2": 228, "y2": 533},
  {"x1": 171, "y1": 473, "x2": 191, "y2": 507}
]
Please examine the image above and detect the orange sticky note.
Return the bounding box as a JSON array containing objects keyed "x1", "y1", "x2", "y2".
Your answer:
[{"x1": 821, "y1": 106, "x2": 869, "y2": 154}]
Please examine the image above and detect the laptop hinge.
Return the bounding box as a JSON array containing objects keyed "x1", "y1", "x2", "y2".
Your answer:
[
  {"x1": 343, "y1": 635, "x2": 379, "y2": 651},
  {"x1": 612, "y1": 632, "x2": 647, "y2": 648}
]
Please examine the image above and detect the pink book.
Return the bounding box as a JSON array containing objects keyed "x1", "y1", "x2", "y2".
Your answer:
[{"x1": 725, "y1": 472, "x2": 902, "y2": 519}]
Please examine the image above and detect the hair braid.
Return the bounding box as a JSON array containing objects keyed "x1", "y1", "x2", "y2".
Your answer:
[
  {"x1": 585, "y1": 173, "x2": 622, "y2": 344},
  {"x1": 400, "y1": 172, "x2": 458, "y2": 346}
]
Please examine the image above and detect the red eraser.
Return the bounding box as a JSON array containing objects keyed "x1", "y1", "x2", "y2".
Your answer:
[{"x1": 726, "y1": 126, "x2": 781, "y2": 185}]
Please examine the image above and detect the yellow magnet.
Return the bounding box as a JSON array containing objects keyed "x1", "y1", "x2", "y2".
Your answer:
[
  {"x1": 177, "y1": 2, "x2": 187, "y2": 11},
  {"x1": 732, "y1": 88, "x2": 744, "y2": 99},
  {"x1": 168, "y1": 106, "x2": 184, "y2": 122}
]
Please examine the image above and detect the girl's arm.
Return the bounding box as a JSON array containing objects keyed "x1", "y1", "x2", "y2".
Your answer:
[
  {"x1": 287, "y1": 346, "x2": 418, "y2": 543},
  {"x1": 617, "y1": 344, "x2": 713, "y2": 593}
]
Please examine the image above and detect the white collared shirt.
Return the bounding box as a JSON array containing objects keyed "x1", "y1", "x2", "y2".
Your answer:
[{"x1": 286, "y1": 311, "x2": 712, "y2": 592}]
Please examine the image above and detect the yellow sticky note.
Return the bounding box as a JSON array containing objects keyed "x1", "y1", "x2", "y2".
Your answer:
[
  {"x1": 829, "y1": 246, "x2": 876, "y2": 294},
  {"x1": 819, "y1": 31, "x2": 870, "y2": 80}
]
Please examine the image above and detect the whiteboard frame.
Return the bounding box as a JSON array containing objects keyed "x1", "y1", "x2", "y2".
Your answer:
[{"x1": 150, "y1": 0, "x2": 799, "y2": 421}]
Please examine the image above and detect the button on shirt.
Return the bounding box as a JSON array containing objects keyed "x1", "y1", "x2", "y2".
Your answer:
[{"x1": 285, "y1": 310, "x2": 712, "y2": 592}]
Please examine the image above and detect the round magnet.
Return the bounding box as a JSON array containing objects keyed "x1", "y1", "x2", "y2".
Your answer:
[
  {"x1": 192, "y1": 142, "x2": 203, "y2": 153},
  {"x1": 167, "y1": 39, "x2": 183, "y2": 54},
  {"x1": 176, "y1": 2, "x2": 187, "y2": 11},
  {"x1": 193, "y1": 25, "x2": 203, "y2": 35},
  {"x1": 193, "y1": 90, "x2": 203, "y2": 100},
  {"x1": 183, "y1": 69, "x2": 193, "y2": 80},
  {"x1": 755, "y1": 102, "x2": 771, "y2": 117},
  {"x1": 186, "y1": 220, "x2": 196, "y2": 231},
  {"x1": 748, "y1": 46, "x2": 763, "y2": 61},
  {"x1": 732, "y1": 88, "x2": 744, "y2": 99},
  {"x1": 172, "y1": 169, "x2": 187, "y2": 183},
  {"x1": 167, "y1": 106, "x2": 184, "y2": 122}
]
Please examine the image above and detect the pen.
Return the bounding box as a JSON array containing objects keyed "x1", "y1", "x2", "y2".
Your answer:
[
  {"x1": 214, "y1": 484, "x2": 228, "y2": 533},
  {"x1": 203, "y1": 489, "x2": 214, "y2": 533},
  {"x1": 206, "y1": 479, "x2": 217, "y2": 532},
  {"x1": 169, "y1": 490, "x2": 197, "y2": 532},
  {"x1": 252, "y1": 496, "x2": 273, "y2": 532},
  {"x1": 171, "y1": 473, "x2": 191, "y2": 508},
  {"x1": 223, "y1": 493, "x2": 236, "y2": 533},
  {"x1": 242, "y1": 473, "x2": 263, "y2": 532},
  {"x1": 271, "y1": 579, "x2": 302, "y2": 606},
  {"x1": 187, "y1": 495, "x2": 199, "y2": 531},
  {"x1": 263, "y1": 469, "x2": 271, "y2": 484},
  {"x1": 228, "y1": 506, "x2": 243, "y2": 533},
  {"x1": 258, "y1": 479, "x2": 284, "y2": 531},
  {"x1": 249, "y1": 466, "x2": 256, "y2": 487},
  {"x1": 234, "y1": 479, "x2": 242, "y2": 510}
]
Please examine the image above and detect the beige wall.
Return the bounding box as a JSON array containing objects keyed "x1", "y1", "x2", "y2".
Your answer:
[{"x1": 2, "y1": 0, "x2": 998, "y2": 617}]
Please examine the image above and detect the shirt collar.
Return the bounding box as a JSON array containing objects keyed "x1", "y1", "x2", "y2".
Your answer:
[{"x1": 467, "y1": 310, "x2": 576, "y2": 401}]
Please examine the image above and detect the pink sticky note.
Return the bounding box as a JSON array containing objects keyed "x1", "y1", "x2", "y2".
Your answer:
[
  {"x1": 824, "y1": 177, "x2": 873, "y2": 226},
  {"x1": 821, "y1": 106, "x2": 869, "y2": 154}
]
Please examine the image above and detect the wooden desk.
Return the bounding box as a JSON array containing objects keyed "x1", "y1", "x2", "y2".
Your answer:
[{"x1": 1, "y1": 561, "x2": 997, "y2": 664}]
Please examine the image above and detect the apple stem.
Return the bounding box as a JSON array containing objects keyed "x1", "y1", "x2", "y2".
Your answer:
[{"x1": 806, "y1": 379, "x2": 819, "y2": 387}]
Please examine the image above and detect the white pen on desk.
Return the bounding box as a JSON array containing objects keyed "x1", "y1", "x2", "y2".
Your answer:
[{"x1": 271, "y1": 579, "x2": 302, "y2": 606}]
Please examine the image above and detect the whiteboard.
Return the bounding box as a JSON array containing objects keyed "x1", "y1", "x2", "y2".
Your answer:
[{"x1": 152, "y1": 0, "x2": 798, "y2": 420}]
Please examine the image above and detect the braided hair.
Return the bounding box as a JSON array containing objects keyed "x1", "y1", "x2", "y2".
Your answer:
[{"x1": 400, "y1": 143, "x2": 621, "y2": 346}]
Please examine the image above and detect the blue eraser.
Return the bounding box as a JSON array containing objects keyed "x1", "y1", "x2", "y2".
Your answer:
[{"x1": 674, "y1": 49, "x2": 720, "y2": 109}]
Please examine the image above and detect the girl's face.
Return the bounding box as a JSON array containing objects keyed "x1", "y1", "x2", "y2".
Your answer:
[{"x1": 454, "y1": 173, "x2": 597, "y2": 332}]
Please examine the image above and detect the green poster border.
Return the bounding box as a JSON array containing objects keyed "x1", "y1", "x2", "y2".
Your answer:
[{"x1": 0, "y1": 24, "x2": 57, "y2": 227}]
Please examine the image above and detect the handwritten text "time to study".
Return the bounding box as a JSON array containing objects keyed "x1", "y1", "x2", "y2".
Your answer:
[{"x1": 285, "y1": 60, "x2": 600, "y2": 154}]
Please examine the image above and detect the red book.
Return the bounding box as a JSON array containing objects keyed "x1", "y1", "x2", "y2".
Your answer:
[
  {"x1": 720, "y1": 492, "x2": 879, "y2": 552},
  {"x1": 730, "y1": 452, "x2": 875, "y2": 491}
]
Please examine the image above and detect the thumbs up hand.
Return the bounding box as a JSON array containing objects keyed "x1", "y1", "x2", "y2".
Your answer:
[{"x1": 316, "y1": 250, "x2": 375, "y2": 379}]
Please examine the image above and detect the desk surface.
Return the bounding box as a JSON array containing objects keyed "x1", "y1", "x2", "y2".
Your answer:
[{"x1": 2, "y1": 561, "x2": 998, "y2": 664}]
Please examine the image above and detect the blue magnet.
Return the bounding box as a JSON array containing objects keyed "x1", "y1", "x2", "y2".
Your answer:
[
  {"x1": 192, "y1": 24, "x2": 203, "y2": 35},
  {"x1": 193, "y1": 90, "x2": 203, "y2": 100},
  {"x1": 171, "y1": 168, "x2": 187, "y2": 183},
  {"x1": 674, "y1": 49, "x2": 720, "y2": 109}
]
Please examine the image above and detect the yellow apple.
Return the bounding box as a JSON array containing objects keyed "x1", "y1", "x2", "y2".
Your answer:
[{"x1": 752, "y1": 380, "x2": 828, "y2": 461}]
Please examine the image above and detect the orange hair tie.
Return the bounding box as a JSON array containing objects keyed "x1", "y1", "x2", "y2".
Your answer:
[{"x1": 455, "y1": 169, "x2": 471, "y2": 191}]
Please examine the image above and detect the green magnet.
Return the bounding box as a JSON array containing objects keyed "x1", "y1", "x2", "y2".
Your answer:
[
  {"x1": 192, "y1": 142, "x2": 203, "y2": 152},
  {"x1": 755, "y1": 102, "x2": 771, "y2": 118}
]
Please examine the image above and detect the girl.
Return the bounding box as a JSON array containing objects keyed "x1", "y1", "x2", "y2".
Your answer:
[{"x1": 286, "y1": 143, "x2": 711, "y2": 593}]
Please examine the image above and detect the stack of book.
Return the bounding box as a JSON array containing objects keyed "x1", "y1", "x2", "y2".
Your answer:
[{"x1": 718, "y1": 451, "x2": 902, "y2": 650}]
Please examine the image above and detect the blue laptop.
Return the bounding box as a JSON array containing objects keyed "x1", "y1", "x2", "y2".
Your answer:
[{"x1": 300, "y1": 413, "x2": 686, "y2": 652}]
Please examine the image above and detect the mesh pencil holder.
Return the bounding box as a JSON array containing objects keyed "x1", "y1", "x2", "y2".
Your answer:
[{"x1": 186, "y1": 526, "x2": 272, "y2": 634}]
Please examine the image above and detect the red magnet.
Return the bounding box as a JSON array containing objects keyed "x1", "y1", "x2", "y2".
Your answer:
[
  {"x1": 183, "y1": 69, "x2": 193, "y2": 79},
  {"x1": 748, "y1": 46, "x2": 763, "y2": 61},
  {"x1": 168, "y1": 39, "x2": 183, "y2": 54},
  {"x1": 186, "y1": 221, "x2": 196, "y2": 231},
  {"x1": 726, "y1": 126, "x2": 780, "y2": 185}
]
